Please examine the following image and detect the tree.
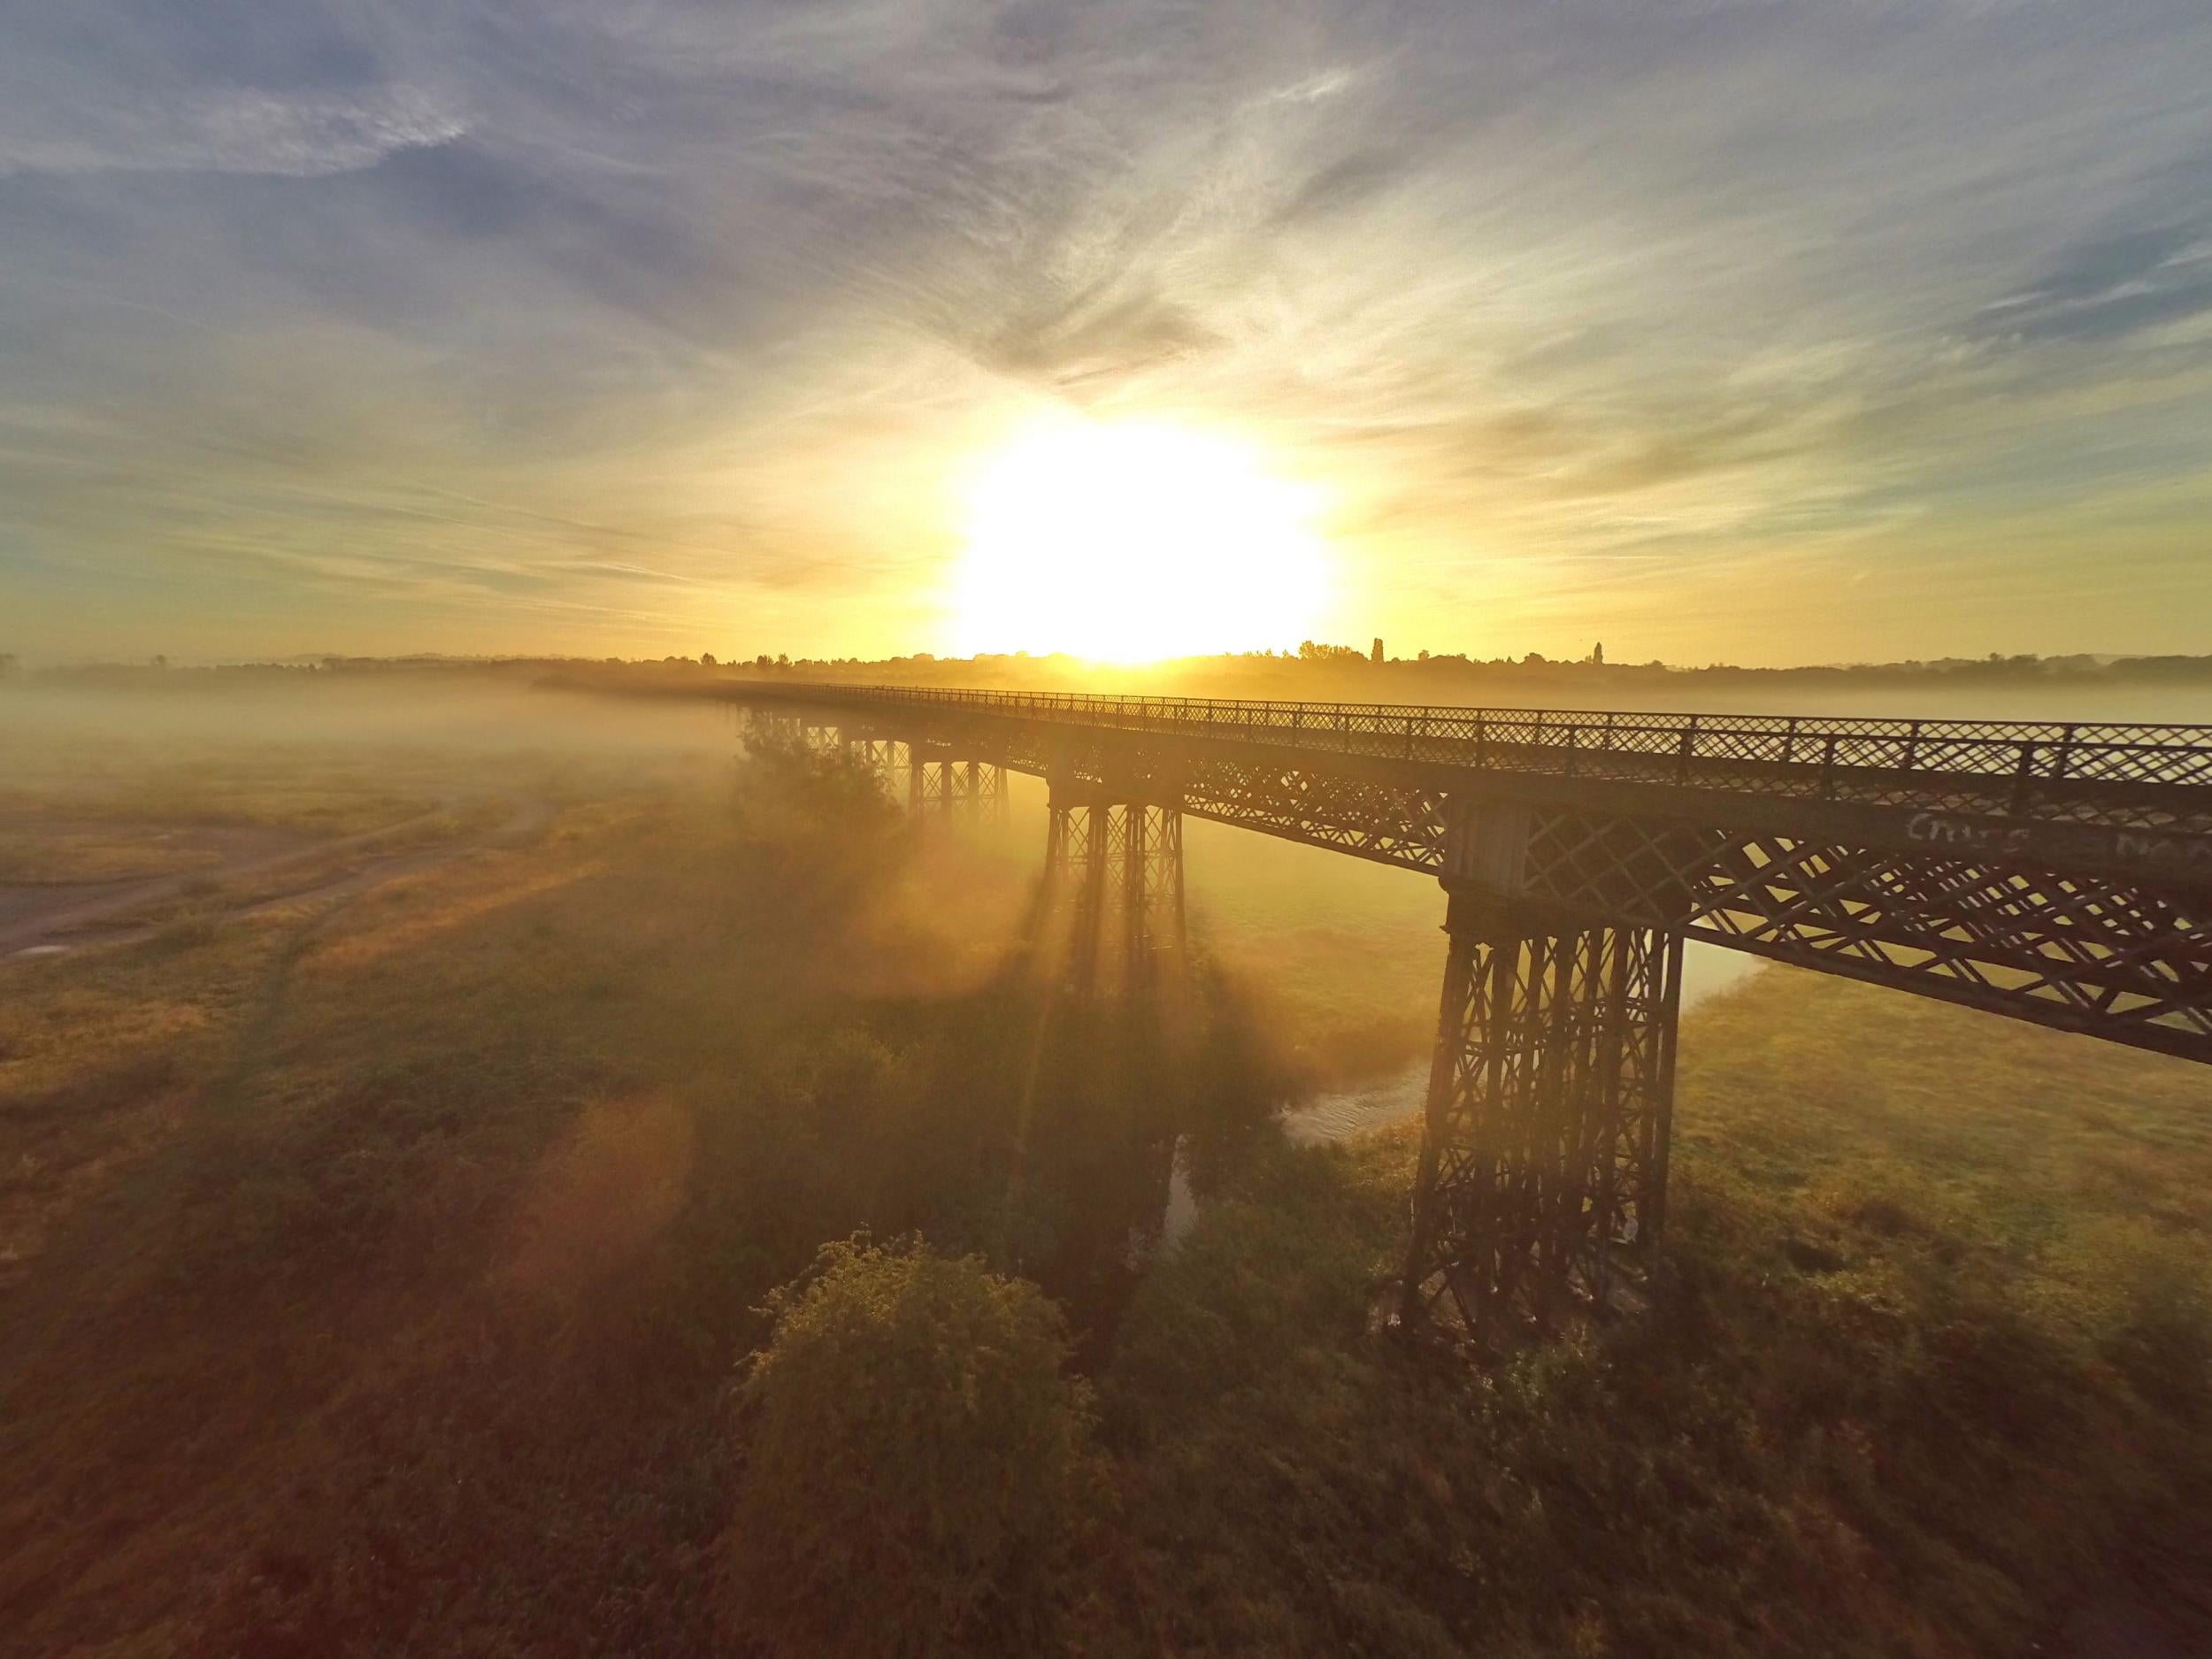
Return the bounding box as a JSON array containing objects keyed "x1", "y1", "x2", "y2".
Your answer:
[
  {"x1": 701, "y1": 651, "x2": 718, "y2": 667},
  {"x1": 1298, "y1": 640, "x2": 1365, "y2": 664},
  {"x1": 726, "y1": 1238, "x2": 1101, "y2": 1658}
]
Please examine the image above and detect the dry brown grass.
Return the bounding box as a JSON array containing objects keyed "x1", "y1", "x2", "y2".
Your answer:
[{"x1": 0, "y1": 716, "x2": 2203, "y2": 1658}]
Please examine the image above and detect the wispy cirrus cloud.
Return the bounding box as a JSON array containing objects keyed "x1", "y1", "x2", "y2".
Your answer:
[
  {"x1": 1, "y1": 0, "x2": 2209, "y2": 662},
  {"x1": 0, "y1": 84, "x2": 465, "y2": 178}
]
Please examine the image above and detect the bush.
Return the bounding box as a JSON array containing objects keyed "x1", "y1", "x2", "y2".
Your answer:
[{"x1": 726, "y1": 1237, "x2": 1102, "y2": 1658}]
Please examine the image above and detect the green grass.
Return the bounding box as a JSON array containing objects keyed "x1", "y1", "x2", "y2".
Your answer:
[
  {"x1": 1094, "y1": 972, "x2": 2212, "y2": 1658},
  {"x1": 0, "y1": 731, "x2": 2205, "y2": 1657}
]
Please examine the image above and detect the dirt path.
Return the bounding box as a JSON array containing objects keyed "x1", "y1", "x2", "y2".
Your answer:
[{"x1": 1, "y1": 795, "x2": 554, "y2": 960}]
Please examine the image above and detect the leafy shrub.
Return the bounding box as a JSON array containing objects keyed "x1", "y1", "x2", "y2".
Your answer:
[{"x1": 726, "y1": 1237, "x2": 1102, "y2": 1659}]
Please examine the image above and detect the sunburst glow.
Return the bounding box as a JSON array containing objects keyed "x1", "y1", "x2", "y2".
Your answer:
[{"x1": 949, "y1": 417, "x2": 1332, "y2": 661}]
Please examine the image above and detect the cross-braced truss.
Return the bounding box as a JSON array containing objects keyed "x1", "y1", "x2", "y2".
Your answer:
[
  {"x1": 1148, "y1": 755, "x2": 2212, "y2": 1064},
  {"x1": 1106, "y1": 802, "x2": 1186, "y2": 980},
  {"x1": 1402, "y1": 900, "x2": 1681, "y2": 1345},
  {"x1": 904, "y1": 751, "x2": 1008, "y2": 825},
  {"x1": 841, "y1": 735, "x2": 904, "y2": 776},
  {"x1": 1507, "y1": 810, "x2": 2212, "y2": 1062},
  {"x1": 1179, "y1": 755, "x2": 1448, "y2": 871},
  {"x1": 1041, "y1": 790, "x2": 1186, "y2": 993},
  {"x1": 773, "y1": 707, "x2": 2212, "y2": 1065},
  {"x1": 736, "y1": 682, "x2": 2212, "y2": 854},
  {"x1": 958, "y1": 757, "x2": 1011, "y2": 825},
  {"x1": 741, "y1": 708, "x2": 805, "y2": 747}
]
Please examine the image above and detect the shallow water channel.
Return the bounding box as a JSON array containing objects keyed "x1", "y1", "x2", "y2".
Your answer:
[{"x1": 1159, "y1": 943, "x2": 1763, "y2": 1248}]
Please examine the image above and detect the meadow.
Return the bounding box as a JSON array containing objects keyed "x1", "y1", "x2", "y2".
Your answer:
[{"x1": 0, "y1": 684, "x2": 2206, "y2": 1657}]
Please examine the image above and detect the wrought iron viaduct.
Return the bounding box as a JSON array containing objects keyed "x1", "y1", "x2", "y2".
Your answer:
[{"x1": 725, "y1": 682, "x2": 2212, "y2": 1348}]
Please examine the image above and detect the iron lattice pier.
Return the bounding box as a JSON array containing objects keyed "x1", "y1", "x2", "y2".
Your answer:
[
  {"x1": 724, "y1": 682, "x2": 2212, "y2": 1348},
  {"x1": 1042, "y1": 774, "x2": 1187, "y2": 992},
  {"x1": 909, "y1": 748, "x2": 1010, "y2": 825},
  {"x1": 1402, "y1": 891, "x2": 1680, "y2": 1342}
]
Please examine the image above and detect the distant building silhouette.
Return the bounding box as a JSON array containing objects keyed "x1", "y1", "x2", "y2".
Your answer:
[{"x1": 1371, "y1": 638, "x2": 1384, "y2": 664}]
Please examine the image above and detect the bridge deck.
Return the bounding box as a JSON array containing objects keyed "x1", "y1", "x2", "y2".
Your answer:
[
  {"x1": 730, "y1": 682, "x2": 2212, "y2": 890},
  {"x1": 713, "y1": 680, "x2": 2212, "y2": 1063}
]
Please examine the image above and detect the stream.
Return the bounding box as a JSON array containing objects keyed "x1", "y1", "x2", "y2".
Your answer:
[{"x1": 1160, "y1": 943, "x2": 1765, "y2": 1248}]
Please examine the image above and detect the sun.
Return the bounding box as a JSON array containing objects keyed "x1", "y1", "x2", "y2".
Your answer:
[{"x1": 949, "y1": 415, "x2": 1332, "y2": 661}]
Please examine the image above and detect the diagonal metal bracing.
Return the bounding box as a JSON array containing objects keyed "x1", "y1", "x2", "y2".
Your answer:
[
  {"x1": 860, "y1": 740, "x2": 1009, "y2": 827},
  {"x1": 1521, "y1": 818, "x2": 2212, "y2": 1060},
  {"x1": 1402, "y1": 895, "x2": 1681, "y2": 1345},
  {"x1": 729, "y1": 682, "x2": 2212, "y2": 880},
  {"x1": 1041, "y1": 778, "x2": 1186, "y2": 994},
  {"x1": 749, "y1": 691, "x2": 2212, "y2": 1064},
  {"x1": 1108, "y1": 801, "x2": 1186, "y2": 979},
  {"x1": 1178, "y1": 757, "x2": 1448, "y2": 871},
  {"x1": 1141, "y1": 749, "x2": 2212, "y2": 1064}
]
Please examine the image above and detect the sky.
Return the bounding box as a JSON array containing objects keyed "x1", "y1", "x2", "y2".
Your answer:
[{"x1": 2, "y1": 0, "x2": 2209, "y2": 666}]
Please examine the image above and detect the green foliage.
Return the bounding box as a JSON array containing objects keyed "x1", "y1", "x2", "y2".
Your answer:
[
  {"x1": 727, "y1": 1237, "x2": 1102, "y2": 1658},
  {"x1": 1094, "y1": 972, "x2": 2212, "y2": 1659},
  {"x1": 729, "y1": 733, "x2": 906, "y2": 873},
  {"x1": 8, "y1": 710, "x2": 2210, "y2": 1658}
]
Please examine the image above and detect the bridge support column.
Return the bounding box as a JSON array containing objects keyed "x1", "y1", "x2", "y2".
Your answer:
[
  {"x1": 1041, "y1": 773, "x2": 1185, "y2": 991},
  {"x1": 1044, "y1": 784, "x2": 1109, "y2": 991},
  {"x1": 799, "y1": 717, "x2": 844, "y2": 758},
  {"x1": 902, "y1": 746, "x2": 1007, "y2": 826},
  {"x1": 741, "y1": 707, "x2": 804, "y2": 747},
  {"x1": 1400, "y1": 883, "x2": 1682, "y2": 1347},
  {"x1": 841, "y1": 733, "x2": 900, "y2": 779},
  {"x1": 1111, "y1": 800, "x2": 1185, "y2": 983},
  {"x1": 906, "y1": 743, "x2": 930, "y2": 815},
  {"x1": 951, "y1": 757, "x2": 1010, "y2": 826}
]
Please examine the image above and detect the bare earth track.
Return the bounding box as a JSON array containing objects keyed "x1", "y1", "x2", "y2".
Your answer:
[{"x1": 0, "y1": 795, "x2": 555, "y2": 961}]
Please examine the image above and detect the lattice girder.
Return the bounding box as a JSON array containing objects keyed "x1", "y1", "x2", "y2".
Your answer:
[
  {"x1": 1504, "y1": 810, "x2": 2212, "y2": 1061},
  {"x1": 741, "y1": 695, "x2": 2212, "y2": 1066},
  {"x1": 726, "y1": 683, "x2": 2212, "y2": 887}
]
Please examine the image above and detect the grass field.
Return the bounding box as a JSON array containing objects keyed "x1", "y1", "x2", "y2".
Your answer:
[
  {"x1": 0, "y1": 708, "x2": 2206, "y2": 1657},
  {"x1": 1103, "y1": 970, "x2": 2212, "y2": 1656}
]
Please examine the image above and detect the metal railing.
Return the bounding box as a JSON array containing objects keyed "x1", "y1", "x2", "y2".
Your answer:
[{"x1": 758, "y1": 683, "x2": 2212, "y2": 818}]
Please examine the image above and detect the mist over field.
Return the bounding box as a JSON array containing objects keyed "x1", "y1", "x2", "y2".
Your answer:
[
  {"x1": 0, "y1": 666, "x2": 1808, "y2": 1090},
  {"x1": 2, "y1": 667, "x2": 2208, "y2": 1656}
]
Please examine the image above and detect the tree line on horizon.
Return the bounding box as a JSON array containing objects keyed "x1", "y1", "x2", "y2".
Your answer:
[{"x1": 15, "y1": 645, "x2": 2212, "y2": 692}]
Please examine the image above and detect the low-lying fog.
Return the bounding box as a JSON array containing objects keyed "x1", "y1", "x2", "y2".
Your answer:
[{"x1": 6, "y1": 667, "x2": 2200, "y2": 1139}]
